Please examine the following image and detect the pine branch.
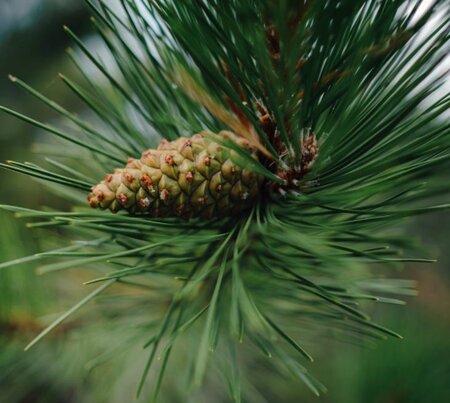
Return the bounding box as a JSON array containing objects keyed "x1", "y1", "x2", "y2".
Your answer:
[{"x1": 0, "y1": 0, "x2": 449, "y2": 400}]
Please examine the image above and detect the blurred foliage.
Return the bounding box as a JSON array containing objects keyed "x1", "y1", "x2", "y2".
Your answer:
[
  {"x1": 1, "y1": 208, "x2": 449, "y2": 403},
  {"x1": 0, "y1": 0, "x2": 91, "y2": 206},
  {"x1": 0, "y1": 211, "x2": 84, "y2": 403},
  {"x1": 0, "y1": 1, "x2": 449, "y2": 402}
]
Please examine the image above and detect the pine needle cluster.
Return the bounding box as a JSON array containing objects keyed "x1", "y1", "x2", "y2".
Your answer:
[{"x1": 1, "y1": 0, "x2": 449, "y2": 400}]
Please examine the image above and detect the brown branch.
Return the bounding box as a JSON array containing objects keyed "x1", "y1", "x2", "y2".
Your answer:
[
  {"x1": 0, "y1": 316, "x2": 79, "y2": 338},
  {"x1": 174, "y1": 68, "x2": 272, "y2": 158}
]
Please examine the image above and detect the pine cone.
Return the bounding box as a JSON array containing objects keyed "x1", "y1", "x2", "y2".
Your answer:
[{"x1": 87, "y1": 131, "x2": 263, "y2": 219}]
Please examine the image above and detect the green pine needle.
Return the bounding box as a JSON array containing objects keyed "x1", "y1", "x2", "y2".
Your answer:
[{"x1": 1, "y1": 0, "x2": 449, "y2": 400}]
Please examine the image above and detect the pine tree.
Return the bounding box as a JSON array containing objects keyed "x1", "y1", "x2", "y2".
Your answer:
[{"x1": 1, "y1": 0, "x2": 449, "y2": 401}]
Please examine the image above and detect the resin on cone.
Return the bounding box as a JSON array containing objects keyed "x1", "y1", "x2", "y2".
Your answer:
[{"x1": 87, "y1": 131, "x2": 264, "y2": 219}]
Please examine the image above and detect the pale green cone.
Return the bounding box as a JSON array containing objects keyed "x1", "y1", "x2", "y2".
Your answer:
[{"x1": 87, "y1": 131, "x2": 264, "y2": 219}]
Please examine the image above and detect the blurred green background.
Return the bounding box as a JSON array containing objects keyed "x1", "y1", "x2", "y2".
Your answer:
[{"x1": 0, "y1": 1, "x2": 449, "y2": 402}]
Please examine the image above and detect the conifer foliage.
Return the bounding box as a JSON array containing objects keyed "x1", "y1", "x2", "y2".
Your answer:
[{"x1": 1, "y1": 0, "x2": 449, "y2": 400}]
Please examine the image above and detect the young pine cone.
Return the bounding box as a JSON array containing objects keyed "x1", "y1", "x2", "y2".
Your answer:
[{"x1": 87, "y1": 131, "x2": 264, "y2": 219}]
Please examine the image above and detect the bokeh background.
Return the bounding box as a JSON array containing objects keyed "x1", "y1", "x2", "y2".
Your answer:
[{"x1": 0, "y1": 1, "x2": 449, "y2": 402}]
